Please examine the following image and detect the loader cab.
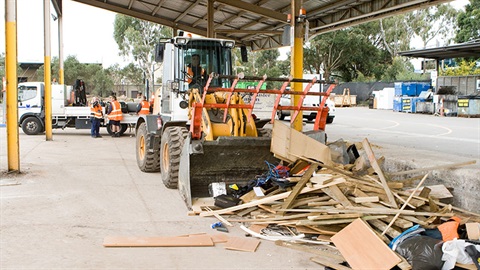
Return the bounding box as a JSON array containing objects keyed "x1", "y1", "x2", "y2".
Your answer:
[
  {"x1": 156, "y1": 36, "x2": 235, "y2": 119},
  {"x1": 177, "y1": 38, "x2": 234, "y2": 90}
]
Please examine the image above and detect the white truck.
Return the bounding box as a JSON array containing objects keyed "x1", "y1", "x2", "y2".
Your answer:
[{"x1": 18, "y1": 82, "x2": 139, "y2": 135}]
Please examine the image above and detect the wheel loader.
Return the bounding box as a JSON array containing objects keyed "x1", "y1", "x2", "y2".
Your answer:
[{"x1": 135, "y1": 35, "x2": 332, "y2": 208}]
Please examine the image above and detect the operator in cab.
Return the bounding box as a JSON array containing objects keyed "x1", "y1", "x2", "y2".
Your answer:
[{"x1": 186, "y1": 54, "x2": 205, "y2": 88}]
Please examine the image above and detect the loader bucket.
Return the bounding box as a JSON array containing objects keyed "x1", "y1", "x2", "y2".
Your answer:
[{"x1": 178, "y1": 134, "x2": 279, "y2": 208}]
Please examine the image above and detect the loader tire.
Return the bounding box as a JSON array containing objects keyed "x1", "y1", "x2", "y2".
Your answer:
[
  {"x1": 160, "y1": 126, "x2": 187, "y2": 189},
  {"x1": 136, "y1": 122, "x2": 160, "y2": 172}
]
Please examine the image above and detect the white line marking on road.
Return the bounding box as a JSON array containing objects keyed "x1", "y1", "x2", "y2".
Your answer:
[
  {"x1": 379, "y1": 120, "x2": 400, "y2": 130},
  {"x1": 427, "y1": 124, "x2": 452, "y2": 136}
]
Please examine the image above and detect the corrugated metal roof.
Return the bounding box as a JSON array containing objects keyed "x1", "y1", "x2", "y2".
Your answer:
[
  {"x1": 398, "y1": 41, "x2": 480, "y2": 59},
  {"x1": 54, "y1": 0, "x2": 453, "y2": 50}
]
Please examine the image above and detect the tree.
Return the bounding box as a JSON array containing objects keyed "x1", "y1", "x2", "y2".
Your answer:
[
  {"x1": 409, "y1": 5, "x2": 458, "y2": 49},
  {"x1": 455, "y1": 0, "x2": 480, "y2": 43},
  {"x1": 113, "y1": 15, "x2": 172, "y2": 95}
]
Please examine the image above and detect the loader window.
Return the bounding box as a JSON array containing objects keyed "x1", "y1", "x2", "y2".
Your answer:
[
  {"x1": 179, "y1": 40, "x2": 233, "y2": 90},
  {"x1": 18, "y1": 86, "x2": 38, "y2": 102}
]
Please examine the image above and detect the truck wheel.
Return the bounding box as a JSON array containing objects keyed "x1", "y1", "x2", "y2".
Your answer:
[
  {"x1": 160, "y1": 126, "x2": 187, "y2": 189},
  {"x1": 277, "y1": 111, "x2": 285, "y2": 120},
  {"x1": 119, "y1": 124, "x2": 128, "y2": 135},
  {"x1": 21, "y1": 117, "x2": 43, "y2": 135},
  {"x1": 106, "y1": 123, "x2": 114, "y2": 135},
  {"x1": 327, "y1": 116, "x2": 334, "y2": 124},
  {"x1": 136, "y1": 122, "x2": 160, "y2": 172}
]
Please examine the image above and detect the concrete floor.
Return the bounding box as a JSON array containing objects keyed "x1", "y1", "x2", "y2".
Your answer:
[
  {"x1": 1, "y1": 106, "x2": 479, "y2": 269},
  {"x1": 0, "y1": 128, "x2": 323, "y2": 269}
]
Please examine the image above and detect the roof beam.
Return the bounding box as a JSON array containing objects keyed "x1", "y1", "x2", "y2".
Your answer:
[
  {"x1": 215, "y1": 0, "x2": 288, "y2": 23},
  {"x1": 151, "y1": 0, "x2": 167, "y2": 16}
]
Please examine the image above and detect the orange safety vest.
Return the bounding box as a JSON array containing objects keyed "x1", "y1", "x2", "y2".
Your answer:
[
  {"x1": 90, "y1": 104, "x2": 103, "y2": 119},
  {"x1": 187, "y1": 66, "x2": 205, "y2": 84},
  {"x1": 437, "y1": 217, "x2": 461, "y2": 242},
  {"x1": 139, "y1": 100, "x2": 150, "y2": 115},
  {"x1": 108, "y1": 101, "x2": 123, "y2": 121}
]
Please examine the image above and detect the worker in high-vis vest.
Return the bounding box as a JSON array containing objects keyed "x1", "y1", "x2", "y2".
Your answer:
[
  {"x1": 90, "y1": 97, "x2": 103, "y2": 138},
  {"x1": 107, "y1": 95, "x2": 123, "y2": 137},
  {"x1": 186, "y1": 54, "x2": 205, "y2": 87},
  {"x1": 136, "y1": 95, "x2": 150, "y2": 115}
]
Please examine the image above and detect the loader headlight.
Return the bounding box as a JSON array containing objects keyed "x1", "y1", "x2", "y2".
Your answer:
[
  {"x1": 170, "y1": 81, "x2": 179, "y2": 91},
  {"x1": 179, "y1": 100, "x2": 188, "y2": 109},
  {"x1": 224, "y1": 41, "x2": 235, "y2": 48}
]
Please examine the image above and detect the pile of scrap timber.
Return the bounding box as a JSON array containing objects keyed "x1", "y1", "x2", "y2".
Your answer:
[{"x1": 195, "y1": 121, "x2": 479, "y2": 269}]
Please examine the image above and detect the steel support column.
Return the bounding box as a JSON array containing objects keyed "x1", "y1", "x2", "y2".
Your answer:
[
  {"x1": 291, "y1": 0, "x2": 304, "y2": 131},
  {"x1": 44, "y1": 0, "x2": 53, "y2": 140},
  {"x1": 5, "y1": 0, "x2": 20, "y2": 172}
]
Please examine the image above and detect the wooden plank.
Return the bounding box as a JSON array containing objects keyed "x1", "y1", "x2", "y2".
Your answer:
[
  {"x1": 280, "y1": 164, "x2": 318, "y2": 214},
  {"x1": 307, "y1": 213, "x2": 362, "y2": 221},
  {"x1": 368, "y1": 219, "x2": 401, "y2": 239},
  {"x1": 389, "y1": 160, "x2": 476, "y2": 176},
  {"x1": 298, "y1": 215, "x2": 387, "y2": 226},
  {"x1": 408, "y1": 185, "x2": 453, "y2": 199},
  {"x1": 224, "y1": 236, "x2": 260, "y2": 252},
  {"x1": 103, "y1": 234, "x2": 214, "y2": 247},
  {"x1": 200, "y1": 177, "x2": 346, "y2": 217},
  {"x1": 271, "y1": 120, "x2": 332, "y2": 165},
  {"x1": 466, "y1": 223, "x2": 480, "y2": 240},
  {"x1": 362, "y1": 138, "x2": 398, "y2": 208},
  {"x1": 331, "y1": 218, "x2": 401, "y2": 270},
  {"x1": 354, "y1": 196, "x2": 379, "y2": 203},
  {"x1": 204, "y1": 206, "x2": 233, "y2": 227},
  {"x1": 322, "y1": 185, "x2": 352, "y2": 207},
  {"x1": 310, "y1": 257, "x2": 351, "y2": 270}
]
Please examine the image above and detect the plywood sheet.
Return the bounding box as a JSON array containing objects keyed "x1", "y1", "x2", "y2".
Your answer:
[
  {"x1": 103, "y1": 234, "x2": 214, "y2": 247},
  {"x1": 271, "y1": 121, "x2": 332, "y2": 165},
  {"x1": 224, "y1": 237, "x2": 260, "y2": 252},
  {"x1": 331, "y1": 218, "x2": 401, "y2": 270},
  {"x1": 210, "y1": 233, "x2": 230, "y2": 243}
]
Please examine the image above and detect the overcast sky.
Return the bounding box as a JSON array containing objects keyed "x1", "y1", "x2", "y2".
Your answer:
[{"x1": 0, "y1": 0, "x2": 471, "y2": 67}]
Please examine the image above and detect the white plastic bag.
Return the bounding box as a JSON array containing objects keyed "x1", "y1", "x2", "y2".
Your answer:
[{"x1": 441, "y1": 239, "x2": 479, "y2": 270}]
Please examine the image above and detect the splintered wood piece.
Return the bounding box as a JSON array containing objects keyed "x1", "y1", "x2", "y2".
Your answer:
[
  {"x1": 331, "y1": 218, "x2": 401, "y2": 270},
  {"x1": 362, "y1": 138, "x2": 398, "y2": 208},
  {"x1": 224, "y1": 237, "x2": 260, "y2": 252},
  {"x1": 103, "y1": 234, "x2": 214, "y2": 247}
]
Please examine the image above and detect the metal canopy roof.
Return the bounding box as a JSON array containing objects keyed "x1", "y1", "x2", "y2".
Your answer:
[
  {"x1": 54, "y1": 0, "x2": 452, "y2": 51},
  {"x1": 398, "y1": 41, "x2": 480, "y2": 60}
]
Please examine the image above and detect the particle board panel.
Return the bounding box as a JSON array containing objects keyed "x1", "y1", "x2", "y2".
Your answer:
[
  {"x1": 224, "y1": 237, "x2": 260, "y2": 252},
  {"x1": 331, "y1": 218, "x2": 401, "y2": 270},
  {"x1": 103, "y1": 234, "x2": 214, "y2": 247}
]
